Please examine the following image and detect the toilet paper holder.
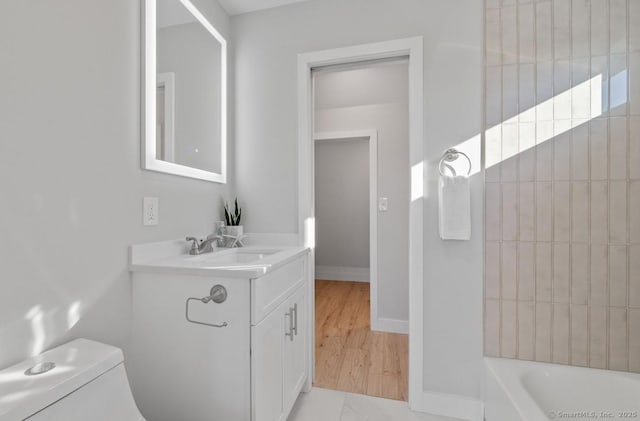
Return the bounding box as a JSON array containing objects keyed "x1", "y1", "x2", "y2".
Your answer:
[{"x1": 185, "y1": 285, "x2": 228, "y2": 328}]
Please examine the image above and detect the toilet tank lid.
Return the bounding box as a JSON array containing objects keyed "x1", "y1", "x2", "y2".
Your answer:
[{"x1": 0, "y1": 339, "x2": 124, "y2": 421}]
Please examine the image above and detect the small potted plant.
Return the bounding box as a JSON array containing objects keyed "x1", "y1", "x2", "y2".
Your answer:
[{"x1": 224, "y1": 198, "x2": 243, "y2": 239}]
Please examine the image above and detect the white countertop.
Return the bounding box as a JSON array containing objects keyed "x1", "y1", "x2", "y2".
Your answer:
[{"x1": 129, "y1": 241, "x2": 309, "y2": 278}]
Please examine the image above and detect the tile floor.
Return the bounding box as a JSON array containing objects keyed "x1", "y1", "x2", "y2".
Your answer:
[{"x1": 287, "y1": 387, "x2": 462, "y2": 421}]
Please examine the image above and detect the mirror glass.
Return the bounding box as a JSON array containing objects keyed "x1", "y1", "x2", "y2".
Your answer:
[{"x1": 144, "y1": 0, "x2": 226, "y2": 183}]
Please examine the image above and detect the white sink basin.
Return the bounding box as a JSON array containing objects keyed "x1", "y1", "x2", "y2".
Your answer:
[{"x1": 186, "y1": 249, "x2": 283, "y2": 265}]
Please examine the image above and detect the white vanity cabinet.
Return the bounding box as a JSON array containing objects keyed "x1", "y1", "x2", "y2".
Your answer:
[
  {"x1": 252, "y1": 284, "x2": 307, "y2": 421},
  {"x1": 129, "y1": 246, "x2": 310, "y2": 421},
  {"x1": 282, "y1": 285, "x2": 307, "y2": 412}
]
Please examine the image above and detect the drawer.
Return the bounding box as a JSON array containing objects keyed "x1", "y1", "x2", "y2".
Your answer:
[{"x1": 251, "y1": 256, "x2": 306, "y2": 325}]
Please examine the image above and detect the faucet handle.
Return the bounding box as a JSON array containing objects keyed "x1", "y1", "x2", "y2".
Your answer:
[{"x1": 185, "y1": 237, "x2": 200, "y2": 254}]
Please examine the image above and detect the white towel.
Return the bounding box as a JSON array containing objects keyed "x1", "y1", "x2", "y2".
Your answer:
[{"x1": 438, "y1": 175, "x2": 471, "y2": 240}]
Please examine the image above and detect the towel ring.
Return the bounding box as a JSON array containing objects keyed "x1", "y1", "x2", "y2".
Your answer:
[{"x1": 439, "y1": 148, "x2": 472, "y2": 177}]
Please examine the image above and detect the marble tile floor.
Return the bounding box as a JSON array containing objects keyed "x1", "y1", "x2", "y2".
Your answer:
[{"x1": 287, "y1": 387, "x2": 463, "y2": 421}]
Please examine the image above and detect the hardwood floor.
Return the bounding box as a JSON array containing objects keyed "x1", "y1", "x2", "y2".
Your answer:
[{"x1": 314, "y1": 280, "x2": 408, "y2": 401}]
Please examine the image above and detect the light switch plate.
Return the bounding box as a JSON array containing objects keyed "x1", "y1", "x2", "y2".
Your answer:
[
  {"x1": 378, "y1": 197, "x2": 388, "y2": 212},
  {"x1": 143, "y1": 197, "x2": 159, "y2": 226}
]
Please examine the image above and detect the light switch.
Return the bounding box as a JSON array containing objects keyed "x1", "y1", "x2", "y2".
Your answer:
[
  {"x1": 378, "y1": 197, "x2": 388, "y2": 212},
  {"x1": 143, "y1": 197, "x2": 159, "y2": 226}
]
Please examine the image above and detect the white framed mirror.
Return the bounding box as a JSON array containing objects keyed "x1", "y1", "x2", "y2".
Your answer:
[{"x1": 143, "y1": 0, "x2": 227, "y2": 183}]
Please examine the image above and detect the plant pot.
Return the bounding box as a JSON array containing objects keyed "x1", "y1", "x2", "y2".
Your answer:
[{"x1": 225, "y1": 225, "x2": 243, "y2": 238}]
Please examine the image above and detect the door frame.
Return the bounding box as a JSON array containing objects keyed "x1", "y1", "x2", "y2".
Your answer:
[
  {"x1": 297, "y1": 37, "x2": 424, "y2": 408},
  {"x1": 314, "y1": 130, "x2": 379, "y2": 328}
]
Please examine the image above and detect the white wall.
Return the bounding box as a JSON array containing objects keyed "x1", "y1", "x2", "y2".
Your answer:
[
  {"x1": 314, "y1": 138, "x2": 370, "y2": 275},
  {"x1": 232, "y1": 0, "x2": 484, "y2": 403},
  {"x1": 0, "y1": 0, "x2": 230, "y2": 369},
  {"x1": 314, "y1": 61, "x2": 409, "y2": 110}
]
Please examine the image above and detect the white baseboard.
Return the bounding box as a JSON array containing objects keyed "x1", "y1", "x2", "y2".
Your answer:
[
  {"x1": 315, "y1": 265, "x2": 370, "y2": 282},
  {"x1": 372, "y1": 317, "x2": 409, "y2": 334},
  {"x1": 411, "y1": 391, "x2": 484, "y2": 421}
]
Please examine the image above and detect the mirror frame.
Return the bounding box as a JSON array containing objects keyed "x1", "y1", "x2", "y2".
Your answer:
[{"x1": 142, "y1": 0, "x2": 227, "y2": 183}]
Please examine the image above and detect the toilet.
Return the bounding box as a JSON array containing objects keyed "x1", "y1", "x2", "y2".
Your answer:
[{"x1": 0, "y1": 339, "x2": 145, "y2": 421}]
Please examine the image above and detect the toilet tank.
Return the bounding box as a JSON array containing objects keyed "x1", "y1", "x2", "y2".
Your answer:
[{"x1": 0, "y1": 339, "x2": 144, "y2": 421}]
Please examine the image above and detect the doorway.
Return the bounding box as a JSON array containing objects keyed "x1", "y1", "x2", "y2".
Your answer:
[
  {"x1": 311, "y1": 59, "x2": 410, "y2": 401},
  {"x1": 297, "y1": 37, "x2": 424, "y2": 408},
  {"x1": 314, "y1": 130, "x2": 378, "y2": 317}
]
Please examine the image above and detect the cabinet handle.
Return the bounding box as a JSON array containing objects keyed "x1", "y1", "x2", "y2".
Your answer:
[
  {"x1": 285, "y1": 308, "x2": 294, "y2": 341},
  {"x1": 292, "y1": 303, "x2": 298, "y2": 336}
]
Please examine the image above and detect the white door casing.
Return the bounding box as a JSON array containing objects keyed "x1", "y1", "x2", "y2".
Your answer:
[{"x1": 297, "y1": 37, "x2": 424, "y2": 409}]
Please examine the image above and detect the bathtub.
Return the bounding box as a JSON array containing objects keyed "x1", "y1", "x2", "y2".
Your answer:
[{"x1": 484, "y1": 357, "x2": 640, "y2": 421}]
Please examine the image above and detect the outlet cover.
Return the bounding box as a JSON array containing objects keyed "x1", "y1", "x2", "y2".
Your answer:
[{"x1": 143, "y1": 197, "x2": 159, "y2": 226}]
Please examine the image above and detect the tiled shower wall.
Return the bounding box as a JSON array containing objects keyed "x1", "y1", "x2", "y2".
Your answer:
[{"x1": 483, "y1": 0, "x2": 640, "y2": 371}]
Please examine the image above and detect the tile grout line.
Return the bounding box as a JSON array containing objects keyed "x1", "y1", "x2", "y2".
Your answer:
[
  {"x1": 567, "y1": 0, "x2": 575, "y2": 366},
  {"x1": 586, "y1": 3, "x2": 602, "y2": 367},
  {"x1": 515, "y1": 0, "x2": 521, "y2": 360},
  {"x1": 585, "y1": 0, "x2": 593, "y2": 369},
  {"x1": 546, "y1": 0, "x2": 554, "y2": 364},
  {"x1": 498, "y1": 0, "x2": 504, "y2": 358},
  {"x1": 625, "y1": 0, "x2": 631, "y2": 372},
  {"x1": 532, "y1": 0, "x2": 539, "y2": 363},
  {"x1": 605, "y1": 0, "x2": 612, "y2": 371},
  {"x1": 483, "y1": 0, "x2": 488, "y2": 357},
  {"x1": 549, "y1": 0, "x2": 556, "y2": 364}
]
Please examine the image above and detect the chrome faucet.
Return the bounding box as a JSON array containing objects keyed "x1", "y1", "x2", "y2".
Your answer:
[{"x1": 186, "y1": 234, "x2": 224, "y2": 255}]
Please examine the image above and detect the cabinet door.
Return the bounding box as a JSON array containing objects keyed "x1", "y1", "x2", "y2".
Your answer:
[
  {"x1": 282, "y1": 285, "x2": 307, "y2": 414},
  {"x1": 251, "y1": 299, "x2": 287, "y2": 421}
]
